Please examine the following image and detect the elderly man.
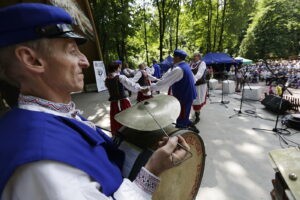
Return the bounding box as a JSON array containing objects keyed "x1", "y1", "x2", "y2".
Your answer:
[
  {"x1": 190, "y1": 53, "x2": 208, "y2": 124},
  {"x1": 0, "y1": 3, "x2": 189, "y2": 200},
  {"x1": 150, "y1": 50, "x2": 198, "y2": 133}
]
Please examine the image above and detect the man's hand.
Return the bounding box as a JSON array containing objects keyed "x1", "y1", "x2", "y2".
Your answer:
[{"x1": 145, "y1": 135, "x2": 190, "y2": 176}]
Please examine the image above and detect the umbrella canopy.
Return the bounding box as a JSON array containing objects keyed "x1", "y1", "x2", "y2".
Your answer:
[
  {"x1": 235, "y1": 57, "x2": 253, "y2": 64},
  {"x1": 202, "y1": 53, "x2": 236, "y2": 65}
]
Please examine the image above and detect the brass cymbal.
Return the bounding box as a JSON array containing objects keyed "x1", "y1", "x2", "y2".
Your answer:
[{"x1": 115, "y1": 95, "x2": 180, "y2": 131}]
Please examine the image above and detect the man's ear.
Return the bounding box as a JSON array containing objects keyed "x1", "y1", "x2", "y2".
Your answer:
[{"x1": 14, "y1": 46, "x2": 45, "y2": 74}]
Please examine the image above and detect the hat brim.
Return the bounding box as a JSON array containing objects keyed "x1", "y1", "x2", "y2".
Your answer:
[{"x1": 55, "y1": 32, "x2": 87, "y2": 45}]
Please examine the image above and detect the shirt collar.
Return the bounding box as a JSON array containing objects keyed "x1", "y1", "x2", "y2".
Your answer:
[
  {"x1": 18, "y1": 94, "x2": 81, "y2": 118},
  {"x1": 191, "y1": 60, "x2": 201, "y2": 65}
]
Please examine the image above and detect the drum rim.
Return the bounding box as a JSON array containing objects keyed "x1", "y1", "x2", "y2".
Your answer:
[{"x1": 168, "y1": 129, "x2": 206, "y2": 200}]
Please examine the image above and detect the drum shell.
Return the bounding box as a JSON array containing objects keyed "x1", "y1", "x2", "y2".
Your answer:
[
  {"x1": 152, "y1": 130, "x2": 206, "y2": 200},
  {"x1": 119, "y1": 127, "x2": 206, "y2": 200}
]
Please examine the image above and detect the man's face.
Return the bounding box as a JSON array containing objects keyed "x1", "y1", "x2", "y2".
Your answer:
[
  {"x1": 193, "y1": 55, "x2": 200, "y2": 62},
  {"x1": 41, "y1": 38, "x2": 89, "y2": 93},
  {"x1": 173, "y1": 56, "x2": 182, "y2": 64},
  {"x1": 139, "y1": 64, "x2": 145, "y2": 70}
]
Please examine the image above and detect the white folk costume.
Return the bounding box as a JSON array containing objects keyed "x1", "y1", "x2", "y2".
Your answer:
[
  {"x1": 122, "y1": 68, "x2": 135, "y2": 78},
  {"x1": 105, "y1": 72, "x2": 144, "y2": 133},
  {"x1": 131, "y1": 70, "x2": 158, "y2": 102},
  {"x1": 190, "y1": 60, "x2": 208, "y2": 111},
  {"x1": 145, "y1": 66, "x2": 155, "y2": 76},
  {"x1": 1, "y1": 94, "x2": 160, "y2": 200},
  {"x1": 150, "y1": 60, "x2": 197, "y2": 129}
]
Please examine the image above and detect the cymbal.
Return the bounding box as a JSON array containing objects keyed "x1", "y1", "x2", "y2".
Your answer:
[{"x1": 115, "y1": 95, "x2": 180, "y2": 131}]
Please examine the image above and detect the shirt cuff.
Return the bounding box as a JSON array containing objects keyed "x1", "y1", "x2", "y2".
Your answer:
[{"x1": 133, "y1": 167, "x2": 160, "y2": 195}]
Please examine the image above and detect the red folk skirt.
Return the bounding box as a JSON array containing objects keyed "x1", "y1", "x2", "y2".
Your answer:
[{"x1": 110, "y1": 98, "x2": 131, "y2": 134}]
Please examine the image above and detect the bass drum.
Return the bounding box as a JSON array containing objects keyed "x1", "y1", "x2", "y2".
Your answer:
[{"x1": 152, "y1": 129, "x2": 205, "y2": 200}]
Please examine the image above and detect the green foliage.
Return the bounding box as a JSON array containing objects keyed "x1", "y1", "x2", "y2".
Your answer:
[
  {"x1": 239, "y1": 0, "x2": 300, "y2": 60},
  {"x1": 91, "y1": 0, "x2": 298, "y2": 65}
]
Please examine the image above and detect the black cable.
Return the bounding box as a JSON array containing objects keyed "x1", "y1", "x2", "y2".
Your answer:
[
  {"x1": 271, "y1": 117, "x2": 300, "y2": 147},
  {"x1": 281, "y1": 134, "x2": 300, "y2": 146},
  {"x1": 244, "y1": 110, "x2": 256, "y2": 115}
]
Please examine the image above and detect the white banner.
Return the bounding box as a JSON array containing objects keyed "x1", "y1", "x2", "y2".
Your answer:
[{"x1": 93, "y1": 61, "x2": 107, "y2": 92}]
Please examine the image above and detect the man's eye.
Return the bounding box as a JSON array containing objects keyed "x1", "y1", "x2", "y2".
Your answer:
[{"x1": 70, "y1": 49, "x2": 78, "y2": 55}]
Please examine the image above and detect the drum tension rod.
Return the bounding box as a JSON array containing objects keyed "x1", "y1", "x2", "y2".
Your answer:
[{"x1": 143, "y1": 102, "x2": 193, "y2": 166}]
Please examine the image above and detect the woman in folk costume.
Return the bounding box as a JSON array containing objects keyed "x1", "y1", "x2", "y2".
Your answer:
[
  {"x1": 131, "y1": 63, "x2": 158, "y2": 102},
  {"x1": 121, "y1": 62, "x2": 135, "y2": 78},
  {"x1": 121, "y1": 62, "x2": 135, "y2": 97},
  {"x1": 190, "y1": 53, "x2": 208, "y2": 124},
  {"x1": 105, "y1": 62, "x2": 148, "y2": 134}
]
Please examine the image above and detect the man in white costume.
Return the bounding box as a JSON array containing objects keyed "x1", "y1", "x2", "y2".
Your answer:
[{"x1": 190, "y1": 53, "x2": 207, "y2": 124}]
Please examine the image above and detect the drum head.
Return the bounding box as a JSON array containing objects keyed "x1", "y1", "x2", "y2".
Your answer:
[{"x1": 152, "y1": 130, "x2": 206, "y2": 200}]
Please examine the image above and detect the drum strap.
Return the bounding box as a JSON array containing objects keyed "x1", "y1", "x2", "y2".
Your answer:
[{"x1": 128, "y1": 149, "x2": 153, "y2": 181}]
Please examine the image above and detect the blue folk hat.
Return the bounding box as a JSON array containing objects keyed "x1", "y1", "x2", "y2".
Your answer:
[
  {"x1": 0, "y1": 3, "x2": 86, "y2": 47},
  {"x1": 174, "y1": 49, "x2": 188, "y2": 59},
  {"x1": 115, "y1": 60, "x2": 122, "y2": 64}
]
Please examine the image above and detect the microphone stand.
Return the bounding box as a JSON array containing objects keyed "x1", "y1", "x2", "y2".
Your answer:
[
  {"x1": 206, "y1": 74, "x2": 215, "y2": 101},
  {"x1": 229, "y1": 70, "x2": 253, "y2": 118},
  {"x1": 207, "y1": 78, "x2": 212, "y2": 101},
  {"x1": 210, "y1": 65, "x2": 230, "y2": 108},
  {"x1": 252, "y1": 60, "x2": 292, "y2": 135}
]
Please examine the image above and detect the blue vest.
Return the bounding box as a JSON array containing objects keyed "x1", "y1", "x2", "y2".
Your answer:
[
  {"x1": 172, "y1": 62, "x2": 197, "y2": 104},
  {"x1": 153, "y1": 64, "x2": 161, "y2": 78},
  {"x1": 0, "y1": 108, "x2": 124, "y2": 197}
]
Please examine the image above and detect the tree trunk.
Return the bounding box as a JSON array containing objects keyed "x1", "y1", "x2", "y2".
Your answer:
[
  {"x1": 206, "y1": 0, "x2": 212, "y2": 53},
  {"x1": 217, "y1": 0, "x2": 227, "y2": 52},
  {"x1": 175, "y1": 0, "x2": 180, "y2": 49},
  {"x1": 101, "y1": 32, "x2": 107, "y2": 63},
  {"x1": 120, "y1": 0, "x2": 126, "y2": 62},
  {"x1": 111, "y1": 0, "x2": 121, "y2": 60},
  {"x1": 213, "y1": 0, "x2": 219, "y2": 52},
  {"x1": 143, "y1": 0, "x2": 149, "y2": 66},
  {"x1": 120, "y1": 32, "x2": 126, "y2": 62},
  {"x1": 156, "y1": 0, "x2": 163, "y2": 62},
  {"x1": 169, "y1": 23, "x2": 173, "y2": 52},
  {"x1": 115, "y1": 37, "x2": 121, "y2": 60}
]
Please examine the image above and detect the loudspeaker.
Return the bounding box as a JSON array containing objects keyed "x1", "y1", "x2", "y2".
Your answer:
[
  {"x1": 283, "y1": 114, "x2": 300, "y2": 130},
  {"x1": 261, "y1": 94, "x2": 292, "y2": 114}
]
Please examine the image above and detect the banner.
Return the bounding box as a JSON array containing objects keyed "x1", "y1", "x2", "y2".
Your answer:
[{"x1": 93, "y1": 61, "x2": 107, "y2": 92}]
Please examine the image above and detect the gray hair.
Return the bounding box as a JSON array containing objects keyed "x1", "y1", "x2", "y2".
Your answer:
[
  {"x1": 138, "y1": 63, "x2": 146, "y2": 69},
  {"x1": 0, "y1": 38, "x2": 53, "y2": 87},
  {"x1": 193, "y1": 52, "x2": 202, "y2": 58}
]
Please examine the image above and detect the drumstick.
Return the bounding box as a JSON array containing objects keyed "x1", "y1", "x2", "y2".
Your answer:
[{"x1": 143, "y1": 101, "x2": 193, "y2": 165}]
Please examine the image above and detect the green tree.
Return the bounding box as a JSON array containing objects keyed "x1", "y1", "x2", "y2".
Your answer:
[
  {"x1": 91, "y1": 0, "x2": 135, "y2": 64},
  {"x1": 90, "y1": 0, "x2": 258, "y2": 65},
  {"x1": 239, "y1": 0, "x2": 300, "y2": 60}
]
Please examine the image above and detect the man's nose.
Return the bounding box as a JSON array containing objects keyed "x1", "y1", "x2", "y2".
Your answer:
[{"x1": 79, "y1": 54, "x2": 90, "y2": 68}]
